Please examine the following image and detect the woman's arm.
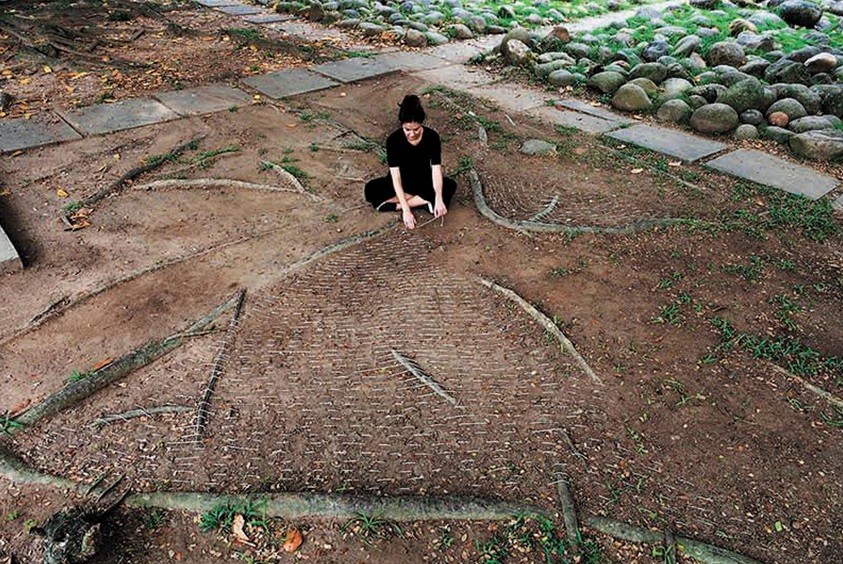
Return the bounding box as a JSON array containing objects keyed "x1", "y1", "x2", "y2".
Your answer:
[
  {"x1": 431, "y1": 164, "x2": 447, "y2": 218},
  {"x1": 390, "y1": 166, "x2": 416, "y2": 229}
]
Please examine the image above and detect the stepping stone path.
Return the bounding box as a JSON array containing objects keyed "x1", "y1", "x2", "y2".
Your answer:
[{"x1": 1, "y1": 0, "x2": 840, "y2": 273}]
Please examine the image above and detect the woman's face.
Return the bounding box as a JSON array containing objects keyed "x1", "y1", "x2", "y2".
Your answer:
[{"x1": 402, "y1": 121, "x2": 423, "y2": 146}]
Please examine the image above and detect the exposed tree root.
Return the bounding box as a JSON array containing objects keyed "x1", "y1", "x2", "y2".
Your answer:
[
  {"x1": 130, "y1": 177, "x2": 316, "y2": 198},
  {"x1": 768, "y1": 363, "x2": 843, "y2": 410},
  {"x1": 260, "y1": 160, "x2": 322, "y2": 201},
  {"x1": 468, "y1": 169, "x2": 687, "y2": 235},
  {"x1": 0, "y1": 444, "x2": 79, "y2": 491},
  {"x1": 12, "y1": 290, "x2": 244, "y2": 430},
  {"x1": 582, "y1": 516, "x2": 761, "y2": 564},
  {"x1": 554, "y1": 474, "x2": 580, "y2": 545},
  {"x1": 91, "y1": 405, "x2": 192, "y2": 427},
  {"x1": 477, "y1": 276, "x2": 602, "y2": 384},
  {"x1": 81, "y1": 135, "x2": 206, "y2": 207},
  {"x1": 194, "y1": 289, "x2": 246, "y2": 441},
  {"x1": 126, "y1": 492, "x2": 551, "y2": 522}
]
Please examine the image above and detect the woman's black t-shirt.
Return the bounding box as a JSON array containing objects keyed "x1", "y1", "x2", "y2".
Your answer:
[{"x1": 386, "y1": 126, "x2": 441, "y2": 193}]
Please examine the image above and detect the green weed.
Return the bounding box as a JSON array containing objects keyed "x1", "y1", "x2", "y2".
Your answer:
[
  {"x1": 62, "y1": 199, "x2": 82, "y2": 213},
  {"x1": 66, "y1": 369, "x2": 93, "y2": 384},
  {"x1": 199, "y1": 500, "x2": 267, "y2": 533},
  {"x1": 143, "y1": 510, "x2": 164, "y2": 530},
  {"x1": 5, "y1": 510, "x2": 20, "y2": 522},
  {"x1": 342, "y1": 512, "x2": 403, "y2": 546},
  {"x1": 225, "y1": 28, "x2": 264, "y2": 42},
  {"x1": 0, "y1": 412, "x2": 24, "y2": 436},
  {"x1": 707, "y1": 316, "x2": 842, "y2": 377}
]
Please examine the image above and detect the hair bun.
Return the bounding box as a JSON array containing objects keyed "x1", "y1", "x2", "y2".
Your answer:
[{"x1": 398, "y1": 94, "x2": 426, "y2": 124}]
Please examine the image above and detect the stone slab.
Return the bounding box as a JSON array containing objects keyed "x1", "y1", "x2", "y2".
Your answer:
[
  {"x1": 194, "y1": 0, "x2": 240, "y2": 6},
  {"x1": 242, "y1": 13, "x2": 292, "y2": 23},
  {"x1": 0, "y1": 114, "x2": 82, "y2": 153},
  {"x1": 216, "y1": 4, "x2": 262, "y2": 15},
  {"x1": 412, "y1": 64, "x2": 497, "y2": 89},
  {"x1": 154, "y1": 84, "x2": 252, "y2": 116},
  {"x1": 311, "y1": 56, "x2": 397, "y2": 83},
  {"x1": 555, "y1": 98, "x2": 628, "y2": 123},
  {"x1": 526, "y1": 105, "x2": 623, "y2": 134},
  {"x1": 605, "y1": 124, "x2": 727, "y2": 162},
  {"x1": 705, "y1": 149, "x2": 837, "y2": 200},
  {"x1": 60, "y1": 98, "x2": 179, "y2": 136},
  {"x1": 242, "y1": 68, "x2": 338, "y2": 99},
  {"x1": 0, "y1": 222, "x2": 22, "y2": 275},
  {"x1": 465, "y1": 82, "x2": 547, "y2": 112},
  {"x1": 426, "y1": 41, "x2": 488, "y2": 64},
  {"x1": 376, "y1": 51, "x2": 452, "y2": 72},
  {"x1": 833, "y1": 194, "x2": 843, "y2": 212}
]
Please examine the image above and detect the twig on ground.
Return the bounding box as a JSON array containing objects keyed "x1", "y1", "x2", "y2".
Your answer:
[
  {"x1": 391, "y1": 350, "x2": 458, "y2": 406},
  {"x1": 476, "y1": 276, "x2": 602, "y2": 385},
  {"x1": 92, "y1": 405, "x2": 192, "y2": 427}
]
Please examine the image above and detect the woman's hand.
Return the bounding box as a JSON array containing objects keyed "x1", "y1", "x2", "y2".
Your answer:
[
  {"x1": 434, "y1": 196, "x2": 447, "y2": 218},
  {"x1": 402, "y1": 208, "x2": 416, "y2": 229}
]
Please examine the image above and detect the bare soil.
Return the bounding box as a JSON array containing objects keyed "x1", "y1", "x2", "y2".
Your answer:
[{"x1": 1, "y1": 1, "x2": 842, "y2": 563}]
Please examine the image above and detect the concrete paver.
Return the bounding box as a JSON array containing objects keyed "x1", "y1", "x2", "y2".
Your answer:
[
  {"x1": 0, "y1": 114, "x2": 82, "y2": 153},
  {"x1": 376, "y1": 51, "x2": 452, "y2": 72},
  {"x1": 705, "y1": 149, "x2": 838, "y2": 200},
  {"x1": 606, "y1": 124, "x2": 727, "y2": 162},
  {"x1": 465, "y1": 82, "x2": 547, "y2": 113},
  {"x1": 60, "y1": 98, "x2": 178, "y2": 136},
  {"x1": 216, "y1": 4, "x2": 262, "y2": 15},
  {"x1": 242, "y1": 13, "x2": 292, "y2": 23},
  {"x1": 526, "y1": 105, "x2": 623, "y2": 134},
  {"x1": 555, "y1": 99, "x2": 630, "y2": 124},
  {"x1": 154, "y1": 85, "x2": 253, "y2": 116},
  {"x1": 193, "y1": 0, "x2": 240, "y2": 6},
  {"x1": 426, "y1": 39, "x2": 494, "y2": 63},
  {"x1": 242, "y1": 68, "x2": 338, "y2": 99},
  {"x1": 311, "y1": 56, "x2": 397, "y2": 83},
  {"x1": 412, "y1": 64, "x2": 498, "y2": 89},
  {"x1": 0, "y1": 224, "x2": 22, "y2": 274},
  {"x1": 834, "y1": 194, "x2": 843, "y2": 212}
]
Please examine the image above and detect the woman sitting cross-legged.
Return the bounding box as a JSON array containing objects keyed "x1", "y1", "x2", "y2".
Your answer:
[{"x1": 364, "y1": 94, "x2": 457, "y2": 230}]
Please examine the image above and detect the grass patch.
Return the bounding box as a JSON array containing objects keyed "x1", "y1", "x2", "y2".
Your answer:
[
  {"x1": 476, "y1": 514, "x2": 602, "y2": 564},
  {"x1": 707, "y1": 316, "x2": 843, "y2": 377},
  {"x1": 341, "y1": 513, "x2": 403, "y2": 546},
  {"x1": 0, "y1": 412, "x2": 24, "y2": 436},
  {"x1": 65, "y1": 369, "x2": 93, "y2": 384},
  {"x1": 225, "y1": 27, "x2": 264, "y2": 42},
  {"x1": 199, "y1": 500, "x2": 268, "y2": 534}
]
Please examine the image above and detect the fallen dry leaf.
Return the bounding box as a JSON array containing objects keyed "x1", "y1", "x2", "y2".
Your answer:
[
  {"x1": 232, "y1": 514, "x2": 250, "y2": 544},
  {"x1": 283, "y1": 528, "x2": 303, "y2": 552},
  {"x1": 631, "y1": 168, "x2": 644, "y2": 174},
  {"x1": 43, "y1": 65, "x2": 52, "y2": 74},
  {"x1": 668, "y1": 161, "x2": 682, "y2": 167},
  {"x1": 91, "y1": 357, "x2": 113, "y2": 371},
  {"x1": 56, "y1": 188, "x2": 69, "y2": 198}
]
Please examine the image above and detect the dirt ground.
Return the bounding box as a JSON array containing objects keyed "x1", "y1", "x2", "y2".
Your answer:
[{"x1": 2, "y1": 1, "x2": 843, "y2": 563}]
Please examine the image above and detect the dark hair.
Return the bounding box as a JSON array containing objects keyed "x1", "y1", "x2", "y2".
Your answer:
[{"x1": 398, "y1": 94, "x2": 425, "y2": 124}]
